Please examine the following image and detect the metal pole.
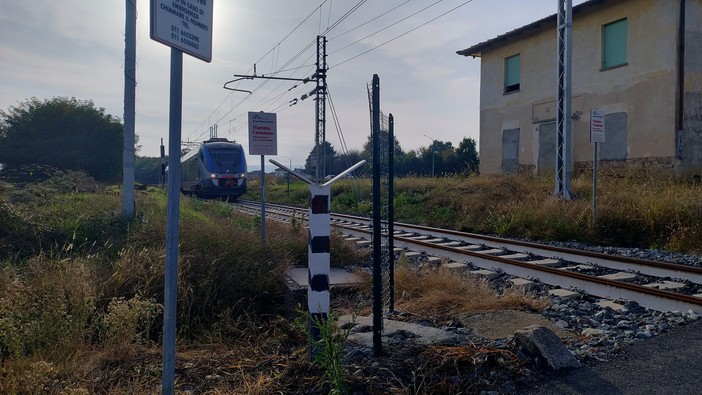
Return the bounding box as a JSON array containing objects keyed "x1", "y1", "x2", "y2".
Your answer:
[
  {"x1": 261, "y1": 155, "x2": 266, "y2": 242},
  {"x1": 371, "y1": 74, "x2": 383, "y2": 357},
  {"x1": 314, "y1": 36, "x2": 327, "y2": 183},
  {"x1": 162, "y1": 47, "x2": 183, "y2": 395},
  {"x1": 122, "y1": 0, "x2": 136, "y2": 219},
  {"x1": 556, "y1": 0, "x2": 573, "y2": 199},
  {"x1": 593, "y1": 142, "x2": 598, "y2": 223},
  {"x1": 388, "y1": 114, "x2": 395, "y2": 312}
]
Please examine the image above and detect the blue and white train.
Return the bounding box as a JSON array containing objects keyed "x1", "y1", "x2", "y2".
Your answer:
[{"x1": 180, "y1": 138, "x2": 247, "y2": 201}]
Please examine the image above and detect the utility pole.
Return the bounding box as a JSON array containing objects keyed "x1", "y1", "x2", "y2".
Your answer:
[
  {"x1": 223, "y1": 36, "x2": 328, "y2": 182},
  {"x1": 122, "y1": 0, "x2": 136, "y2": 218},
  {"x1": 556, "y1": 0, "x2": 573, "y2": 199}
]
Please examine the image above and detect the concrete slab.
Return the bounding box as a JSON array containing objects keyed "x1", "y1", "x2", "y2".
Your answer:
[
  {"x1": 469, "y1": 269, "x2": 498, "y2": 277},
  {"x1": 402, "y1": 251, "x2": 422, "y2": 259},
  {"x1": 355, "y1": 240, "x2": 372, "y2": 247},
  {"x1": 559, "y1": 264, "x2": 594, "y2": 271},
  {"x1": 286, "y1": 267, "x2": 364, "y2": 289},
  {"x1": 344, "y1": 237, "x2": 362, "y2": 242},
  {"x1": 396, "y1": 232, "x2": 415, "y2": 237},
  {"x1": 548, "y1": 289, "x2": 580, "y2": 299},
  {"x1": 501, "y1": 253, "x2": 529, "y2": 260},
  {"x1": 338, "y1": 314, "x2": 461, "y2": 346},
  {"x1": 458, "y1": 245, "x2": 483, "y2": 251},
  {"x1": 438, "y1": 241, "x2": 463, "y2": 247},
  {"x1": 407, "y1": 235, "x2": 431, "y2": 240},
  {"x1": 426, "y1": 256, "x2": 443, "y2": 265},
  {"x1": 527, "y1": 258, "x2": 560, "y2": 267},
  {"x1": 598, "y1": 272, "x2": 637, "y2": 282},
  {"x1": 693, "y1": 294, "x2": 702, "y2": 299},
  {"x1": 442, "y1": 262, "x2": 468, "y2": 271},
  {"x1": 596, "y1": 300, "x2": 625, "y2": 311},
  {"x1": 474, "y1": 248, "x2": 505, "y2": 255},
  {"x1": 510, "y1": 278, "x2": 534, "y2": 287},
  {"x1": 425, "y1": 238, "x2": 446, "y2": 243}
]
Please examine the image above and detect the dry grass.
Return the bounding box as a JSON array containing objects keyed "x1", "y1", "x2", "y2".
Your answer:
[{"x1": 394, "y1": 265, "x2": 547, "y2": 321}]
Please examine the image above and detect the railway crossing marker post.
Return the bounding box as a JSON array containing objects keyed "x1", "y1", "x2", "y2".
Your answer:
[
  {"x1": 150, "y1": 1, "x2": 213, "y2": 393},
  {"x1": 269, "y1": 159, "x2": 365, "y2": 360}
]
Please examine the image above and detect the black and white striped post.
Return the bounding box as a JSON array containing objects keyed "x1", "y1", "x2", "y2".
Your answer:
[
  {"x1": 308, "y1": 184, "x2": 331, "y2": 357},
  {"x1": 269, "y1": 158, "x2": 365, "y2": 360}
]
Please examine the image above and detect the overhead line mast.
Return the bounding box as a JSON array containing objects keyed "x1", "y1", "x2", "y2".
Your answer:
[{"x1": 224, "y1": 36, "x2": 328, "y2": 182}]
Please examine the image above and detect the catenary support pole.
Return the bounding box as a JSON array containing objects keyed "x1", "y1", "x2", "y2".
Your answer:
[
  {"x1": 371, "y1": 74, "x2": 383, "y2": 357},
  {"x1": 556, "y1": 0, "x2": 573, "y2": 199},
  {"x1": 162, "y1": 48, "x2": 183, "y2": 395},
  {"x1": 122, "y1": 0, "x2": 136, "y2": 218},
  {"x1": 388, "y1": 114, "x2": 395, "y2": 312}
]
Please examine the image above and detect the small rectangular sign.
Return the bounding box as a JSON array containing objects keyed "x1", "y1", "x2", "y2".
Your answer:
[
  {"x1": 248, "y1": 112, "x2": 278, "y2": 155},
  {"x1": 590, "y1": 109, "x2": 605, "y2": 143},
  {"x1": 150, "y1": 0, "x2": 213, "y2": 62}
]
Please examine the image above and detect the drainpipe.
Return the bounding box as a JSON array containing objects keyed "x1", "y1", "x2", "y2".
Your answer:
[{"x1": 676, "y1": 0, "x2": 686, "y2": 159}]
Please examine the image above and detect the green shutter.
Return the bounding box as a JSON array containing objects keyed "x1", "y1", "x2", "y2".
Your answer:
[
  {"x1": 505, "y1": 54, "x2": 520, "y2": 92},
  {"x1": 603, "y1": 19, "x2": 627, "y2": 68}
]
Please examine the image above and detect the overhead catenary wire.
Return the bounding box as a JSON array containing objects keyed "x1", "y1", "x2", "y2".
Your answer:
[
  {"x1": 328, "y1": 0, "x2": 442, "y2": 55},
  {"x1": 332, "y1": 0, "x2": 474, "y2": 68},
  {"x1": 329, "y1": 0, "x2": 413, "y2": 41}
]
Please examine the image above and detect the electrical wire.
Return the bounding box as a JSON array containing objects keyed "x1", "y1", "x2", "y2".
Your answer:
[
  {"x1": 329, "y1": 0, "x2": 413, "y2": 41},
  {"x1": 332, "y1": 0, "x2": 474, "y2": 68}
]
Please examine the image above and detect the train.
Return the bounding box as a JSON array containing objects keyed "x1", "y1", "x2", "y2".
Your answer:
[{"x1": 179, "y1": 138, "x2": 247, "y2": 201}]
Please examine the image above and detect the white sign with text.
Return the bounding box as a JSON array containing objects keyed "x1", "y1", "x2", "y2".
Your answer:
[
  {"x1": 248, "y1": 112, "x2": 278, "y2": 155},
  {"x1": 590, "y1": 109, "x2": 605, "y2": 143},
  {"x1": 150, "y1": 0, "x2": 213, "y2": 62}
]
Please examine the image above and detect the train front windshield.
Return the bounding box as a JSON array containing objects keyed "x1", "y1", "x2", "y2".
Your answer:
[{"x1": 209, "y1": 149, "x2": 242, "y2": 173}]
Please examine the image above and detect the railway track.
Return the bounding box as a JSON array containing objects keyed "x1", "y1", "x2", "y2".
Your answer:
[{"x1": 234, "y1": 200, "x2": 702, "y2": 314}]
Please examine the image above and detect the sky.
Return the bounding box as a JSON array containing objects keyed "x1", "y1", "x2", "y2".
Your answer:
[{"x1": 0, "y1": 0, "x2": 587, "y2": 171}]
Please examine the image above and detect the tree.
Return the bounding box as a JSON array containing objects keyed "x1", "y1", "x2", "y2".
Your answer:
[
  {"x1": 304, "y1": 141, "x2": 338, "y2": 177},
  {"x1": 456, "y1": 137, "x2": 479, "y2": 173},
  {"x1": 0, "y1": 97, "x2": 123, "y2": 182}
]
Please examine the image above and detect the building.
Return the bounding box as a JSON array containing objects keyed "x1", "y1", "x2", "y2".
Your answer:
[{"x1": 457, "y1": 0, "x2": 702, "y2": 176}]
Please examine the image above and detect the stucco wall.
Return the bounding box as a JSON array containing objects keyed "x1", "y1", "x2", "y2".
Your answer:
[
  {"x1": 477, "y1": 0, "x2": 680, "y2": 174},
  {"x1": 681, "y1": 0, "x2": 702, "y2": 174}
]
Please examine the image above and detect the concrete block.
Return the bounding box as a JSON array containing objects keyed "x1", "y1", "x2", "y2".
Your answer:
[
  {"x1": 548, "y1": 289, "x2": 580, "y2": 299},
  {"x1": 510, "y1": 278, "x2": 534, "y2": 287},
  {"x1": 458, "y1": 244, "x2": 483, "y2": 251},
  {"x1": 355, "y1": 240, "x2": 372, "y2": 247},
  {"x1": 425, "y1": 238, "x2": 446, "y2": 243},
  {"x1": 598, "y1": 272, "x2": 637, "y2": 282},
  {"x1": 527, "y1": 258, "x2": 560, "y2": 267},
  {"x1": 426, "y1": 256, "x2": 443, "y2": 265},
  {"x1": 470, "y1": 269, "x2": 498, "y2": 278},
  {"x1": 442, "y1": 262, "x2": 468, "y2": 271},
  {"x1": 402, "y1": 251, "x2": 422, "y2": 259},
  {"x1": 501, "y1": 253, "x2": 529, "y2": 260},
  {"x1": 438, "y1": 241, "x2": 463, "y2": 247},
  {"x1": 475, "y1": 248, "x2": 504, "y2": 255}
]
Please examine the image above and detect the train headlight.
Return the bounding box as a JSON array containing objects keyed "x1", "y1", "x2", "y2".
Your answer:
[{"x1": 210, "y1": 173, "x2": 217, "y2": 179}]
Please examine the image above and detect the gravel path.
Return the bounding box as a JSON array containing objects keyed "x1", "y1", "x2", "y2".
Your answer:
[{"x1": 525, "y1": 318, "x2": 702, "y2": 394}]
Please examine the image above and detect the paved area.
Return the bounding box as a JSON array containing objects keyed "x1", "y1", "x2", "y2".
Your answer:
[{"x1": 526, "y1": 319, "x2": 702, "y2": 395}]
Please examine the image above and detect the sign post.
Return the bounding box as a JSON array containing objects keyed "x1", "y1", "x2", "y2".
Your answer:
[
  {"x1": 150, "y1": 1, "x2": 213, "y2": 393},
  {"x1": 590, "y1": 109, "x2": 605, "y2": 223},
  {"x1": 248, "y1": 112, "x2": 278, "y2": 242}
]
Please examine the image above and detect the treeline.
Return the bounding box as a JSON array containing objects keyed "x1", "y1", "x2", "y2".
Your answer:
[{"x1": 304, "y1": 131, "x2": 479, "y2": 177}]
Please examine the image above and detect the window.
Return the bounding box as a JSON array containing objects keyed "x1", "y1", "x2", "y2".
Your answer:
[
  {"x1": 504, "y1": 54, "x2": 520, "y2": 93},
  {"x1": 602, "y1": 18, "x2": 627, "y2": 69}
]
